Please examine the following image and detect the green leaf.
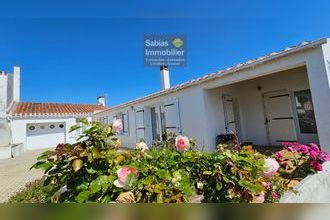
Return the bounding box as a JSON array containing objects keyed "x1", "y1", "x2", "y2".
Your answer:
[
  {"x1": 238, "y1": 179, "x2": 263, "y2": 193},
  {"x1": 203, "y1": 171, "x2": 212, "y2": 175},
  {"x1": 99, "y1": 175, "x2": 109, "y2": 192},
  {"x1": 157, "y1": 193, "x2": 163, "y2": 203},
  {"x1": 100, "y1": 195, "x2": 111, "y2": 203},
  {"x1": 86, "y1": 167, "x2": 97, "y2": 174},
  {"x1": 89, "y1": 179, "x2": 101, "y2": 193},
  {"x1": 75, "y1": 191, "x2": 90, "y2": 203},
  {"x1": 76, "y1": 182, "x2": 89, "y2": 191},
  {"x1": 216, "y1": 182, "x2": 223, "y2": 191},
  {"x1": 69, "y1": 125, "x2": 82, "y2": 133},
  {"x1": 79, "y1": 118, "x2": 90, "y2": 126},
  {"x1": 126, "y1": 173, "x2": 137, "y2": 188}
]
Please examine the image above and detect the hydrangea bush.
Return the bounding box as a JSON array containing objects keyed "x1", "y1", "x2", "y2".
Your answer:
[
  {"x1": 276, "y1": 142, "x2": 330, "y2": 184},
  {"x1": 32, "y1": 119, "x2": 327, "y2": 203}
]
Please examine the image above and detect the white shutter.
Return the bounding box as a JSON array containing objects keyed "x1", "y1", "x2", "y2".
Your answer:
[
  {"x1": 164, "y1": 99, "x2": 181, "y2": 134},
  {"x1": 135, "y1": 108, "x2": 145, "y2": 142}
]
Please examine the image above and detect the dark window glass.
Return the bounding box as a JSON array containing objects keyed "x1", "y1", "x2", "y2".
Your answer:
[
  {"x1": 29, "y1": 126, "x2": 35, "y2": 130},
  {"x1": 59, "y1": 124, "x2": 64, "y2": 128},
  {"x1": 294, "y1": 90, "x2": 317, "y2": 134}
]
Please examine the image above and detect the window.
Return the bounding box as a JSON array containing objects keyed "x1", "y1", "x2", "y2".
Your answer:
[
  {"x1": 50, "y1": 125, "x2": 55, "y2": 129},
  {"x1": 294, "y1": 90, "x2": 317, "y2": 134},
  {"x1": 59, "y1": 124, "x2": 64, "y2": 128},
  {"x1": 29, "y1": 125, "x2": 35, "y2": 130},
  {"x1": 122, "y1": 112, "x2": 129, "y2": 135}
]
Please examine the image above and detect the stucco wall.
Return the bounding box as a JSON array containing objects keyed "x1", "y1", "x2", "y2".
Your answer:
[
  {"x1": 94, "y1": 42, "x2": 330, "y2": 151},
  {"x1": 235, "y1": 66, "x2": 311, "y2": 145}
]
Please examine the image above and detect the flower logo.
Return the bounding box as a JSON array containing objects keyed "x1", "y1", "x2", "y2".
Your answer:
[{"x1": 172, "y1": 38, "x2": 184, "y2": 48}]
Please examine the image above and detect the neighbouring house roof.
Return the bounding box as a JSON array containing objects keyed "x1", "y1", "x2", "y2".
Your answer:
[
  {"x1": 99, "y1": 38, "x2": 328, "y2": 113},
  {"x1": 10, "y1": 102, "x2": 108, "y2": 118}
]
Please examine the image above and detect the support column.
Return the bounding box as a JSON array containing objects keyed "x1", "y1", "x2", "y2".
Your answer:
[{"x1": 306, "y1": 42, "x2": 330, "y2": 152}]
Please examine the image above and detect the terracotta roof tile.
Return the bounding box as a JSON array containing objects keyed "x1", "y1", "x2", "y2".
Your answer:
[{"x1": 11, "y1": 102, "x2": 108, "y2": 117}]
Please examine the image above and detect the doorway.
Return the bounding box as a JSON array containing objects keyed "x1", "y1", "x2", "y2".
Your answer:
[
  {"x1": 263, "y1": 90, "x2": 297, "y2": 145},
  {"x1": 222, "y1": 94, "x2": 240, "y2": 138}
]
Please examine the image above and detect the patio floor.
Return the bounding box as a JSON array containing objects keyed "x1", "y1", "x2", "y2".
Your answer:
[{"x1": 0, "y1": 150, "x2": 44, "y2": 203}]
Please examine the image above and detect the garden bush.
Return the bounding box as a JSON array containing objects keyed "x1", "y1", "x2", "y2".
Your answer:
[{"x1": 30, "y1": 118, "x2": 329, "y2": 203}]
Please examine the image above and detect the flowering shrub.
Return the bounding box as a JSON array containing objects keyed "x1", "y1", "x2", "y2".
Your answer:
[
  {"x1": 276, "y1": 142, "x2": 330, "y2": 183},
  {"x1": 32, "y1": 119, "x2": 324, "y2": 203}
]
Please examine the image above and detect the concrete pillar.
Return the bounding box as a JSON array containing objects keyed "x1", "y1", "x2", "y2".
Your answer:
[{"x1": 306, "y1": 40, "x2": 330, "y2": 152}]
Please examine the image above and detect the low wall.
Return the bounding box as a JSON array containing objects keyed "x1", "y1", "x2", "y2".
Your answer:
[{"x1": 280, "y1": 162, "x2": 330, "y2": 203}]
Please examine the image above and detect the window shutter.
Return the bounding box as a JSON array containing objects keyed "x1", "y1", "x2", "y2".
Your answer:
[
  {"x1": 164, "y1": 99, "x2": 181, "y2": 134},
  {"x1": 135, "y1": 108, "x2": 145, "y2": 142}
]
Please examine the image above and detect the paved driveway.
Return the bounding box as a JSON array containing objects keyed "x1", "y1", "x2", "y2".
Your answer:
[{"x1": 0, "y1": 150, "x2": 45, "y2": 202}]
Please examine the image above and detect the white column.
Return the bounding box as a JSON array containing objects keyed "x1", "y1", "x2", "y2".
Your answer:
[
  {"x1": 13, "y1": 66, "x2": 20, "y2": 102},
  {"x1": 306, "y1": 41, "x2": 330, "y2": 152}
]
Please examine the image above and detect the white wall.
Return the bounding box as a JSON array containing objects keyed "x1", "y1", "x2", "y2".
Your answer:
[
  {"x1": 95, "y1": 41, "x2": 330, "y2": 151},
  {"x1": 11, "y1": 116, "x2": 92, "y2": 150},
  {"x1": 230, "y1": 67, "x2": 311, "y2": 144}
]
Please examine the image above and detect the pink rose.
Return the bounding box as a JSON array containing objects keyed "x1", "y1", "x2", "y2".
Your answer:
[
  {"x1": 263, "y1": 158, "x2": 279, "y2": 178},
  {"x1": 310, "y1": 161, "x2": 323, "y2": 172},
  {"x1": 175, "y1": 135, "x2": 190, "y2": 152},
  {"x1": 252, "y1": 192, "x2": 265, "y2": 203},
  {"x1": 114, "y1": 166, "x2": 138, "y2": 189},
  {"x1": 112, "y1": 118, "x2": 123, "y2": 133}
]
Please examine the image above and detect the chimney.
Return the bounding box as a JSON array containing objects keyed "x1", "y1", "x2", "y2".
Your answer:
[
  {"x1": 160, "y1": 65, "x2": 170, "y2": 90},
  {"x1": 97, "y1": 95, "x2": 106, "y2": 106},
  {"x1": 13, "y1": 66, "x2": 20, "y2": 102}
]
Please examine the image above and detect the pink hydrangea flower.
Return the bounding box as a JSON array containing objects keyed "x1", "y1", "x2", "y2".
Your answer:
[
  {"x1": 299, "y1": 145, "x2": 309, "y2": 154},
  {"x1": 175, "y1": 135, "x2": 190, "y2": 152},
  {"x1": 252, "y1": 192, "x2": 265, "y2": 203},
  {"x1": 263, "y1": 158, "x2": 279, "y2": 178},
  {"x1": 310, "y1": 161, "x2": 323, "y2": 172},
  {"x1": 114, "y1": 166, "x2": 138, "y2": 189},
  {"x1": 319, "y1": 152, "x2": 330, "y2": 162},
  {"x1": 309, "y1": 150, "x2": 319, "y2": 160},
  {"x1": 112, "y1": 118, "x2": 123, "y2": 133}
]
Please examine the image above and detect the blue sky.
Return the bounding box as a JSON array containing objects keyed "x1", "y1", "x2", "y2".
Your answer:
[{"x1": 0, "y1": 0, "x2": 329, "y2": 106}]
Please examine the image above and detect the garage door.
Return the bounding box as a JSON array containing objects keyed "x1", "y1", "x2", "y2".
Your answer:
[{"x1": 26, "y1": 122, "x2": 66, "y2": 150}]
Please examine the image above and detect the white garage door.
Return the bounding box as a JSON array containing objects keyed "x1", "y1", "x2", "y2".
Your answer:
[{"x1": 26, "y1": 122, "x2": 66, "y2": 150}]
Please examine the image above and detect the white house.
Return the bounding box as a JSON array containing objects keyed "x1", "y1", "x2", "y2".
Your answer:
[
  {"x1": 94, "y1": 38, "x2": 330, "y2": 153},
  {"x1": 0, "y1": 67, "x2": 108, "y2": 159}
]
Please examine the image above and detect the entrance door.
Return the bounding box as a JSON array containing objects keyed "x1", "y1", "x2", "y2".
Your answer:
[
  {"x1": 223, "y1": 94, "x2": 237, "y2": 135},
  {"x1": 263, "y1": 90, "x2": 297, "y2": 145}
]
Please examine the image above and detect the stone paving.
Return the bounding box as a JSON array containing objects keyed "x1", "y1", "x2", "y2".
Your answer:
[{"x1": 0, "y1": 150, "x2": 45, "y2": 202}]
